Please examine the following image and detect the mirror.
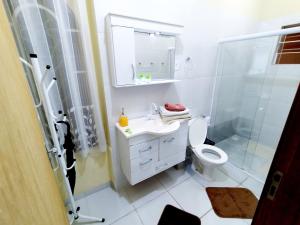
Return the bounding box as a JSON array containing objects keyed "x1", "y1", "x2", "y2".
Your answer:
[{"x1": 134, "y1": 31, "x2": 176, "y2": 81}]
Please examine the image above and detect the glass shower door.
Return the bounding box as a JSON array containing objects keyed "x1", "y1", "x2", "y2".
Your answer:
[
  {"x1": 243, "y1": 54, "x2": 300, "y2": 181},
  {"x1": 209, "y1": 35, "x2": 280, "y2": 176}
]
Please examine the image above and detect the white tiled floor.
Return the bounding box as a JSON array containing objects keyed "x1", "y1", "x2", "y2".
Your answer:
[
  {"x1": 75, "y1": 163, "x2": 264, "y2": 225},
  {"x1": 217, "y1": 135, "x2": 275, "y2": 181},
  {"x1": 201, "y1": 210, "x2": 250, "y2": 225},
  {"x1": 169, "y1": 178, "x2": 212, "y2": 217},
  {"x1": 111, "y1": 212, "x2": 143, "y2": 225},
  {"x1": 136, "y1": 192, "x2": 180, "y2": 225},
  {"x1": 75, "y1": 187, "x2": 134, "y2": 224},
  {"x1": 241, "y1": 176, "x2": 264, "y2": 198},
  {"x1": 124, "y1": 176, "x2": 166, "y2": 208}
]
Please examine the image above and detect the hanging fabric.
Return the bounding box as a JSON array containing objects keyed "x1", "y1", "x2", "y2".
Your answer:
[
  {"x1": 56, "y1": 120, "x2": 76, "y2": 194},
  {"x1": 4, "y1": 0, "x2": 107, "y2": 156}
]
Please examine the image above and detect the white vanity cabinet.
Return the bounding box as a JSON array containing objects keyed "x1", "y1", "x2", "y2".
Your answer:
[{"x1": 117, "y1": 121, "x2": 188, "y2": 185}]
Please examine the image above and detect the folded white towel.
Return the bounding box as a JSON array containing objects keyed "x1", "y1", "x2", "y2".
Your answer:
[
  {"x1": 159, "y1": 106, "x2": 190, "y2": 116},
  {"x1": 161, "y1": 114, "x2": 192, "y2": 123}
]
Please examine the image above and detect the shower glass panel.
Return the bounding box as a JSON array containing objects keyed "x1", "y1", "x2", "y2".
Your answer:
[{"x1": 209, "y1": 35, "x2": 300, "y2": 181}]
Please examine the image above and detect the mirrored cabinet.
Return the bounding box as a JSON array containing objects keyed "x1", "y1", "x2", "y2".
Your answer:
[{"x1": 106, "y1": 14, "x2": 183, "y2": 87}]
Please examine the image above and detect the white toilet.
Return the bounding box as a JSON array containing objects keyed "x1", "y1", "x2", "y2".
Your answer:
[{"x1": 188, "y1": 117, "x2": 228, "y2": 179}]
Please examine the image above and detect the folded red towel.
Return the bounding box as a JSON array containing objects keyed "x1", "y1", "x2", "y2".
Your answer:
[{"x1": 165, "y1": 103, "x2": 186, "y2": 112}]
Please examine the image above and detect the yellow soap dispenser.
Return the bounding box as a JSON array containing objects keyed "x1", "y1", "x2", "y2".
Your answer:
[{"x1": 119, "y1": 107, "x2": 128, "y2": 127}]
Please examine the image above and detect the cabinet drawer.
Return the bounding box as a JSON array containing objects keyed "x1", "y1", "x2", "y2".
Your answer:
[
  {"x1": 129, "y1": 139, "x2": 159, "y2": 160},
  {"x1": 130, "y1": 155, "x2": 157, "y2": 184},
  {"x1": 131, "y1": 167, "x2": 154, "y2": 185},
  {"x1": 131, "y1": 157, "x2": 156, "y2": 173},
  {"x1": 159, "y1": 130, "x2": 187, "y2": 159}
]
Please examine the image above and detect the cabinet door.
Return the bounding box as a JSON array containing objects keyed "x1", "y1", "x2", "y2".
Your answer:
[
  {"x1": 112, "y1": 26, "x2": 135, "y2": 86},
  {"x1": 159, "y1": 130, "x2": 187, "y2": 160}
]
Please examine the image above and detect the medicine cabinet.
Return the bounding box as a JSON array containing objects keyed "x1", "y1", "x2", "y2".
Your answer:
[{"x1": 105, "y1": 14, "x2": 183, "y2": 87}]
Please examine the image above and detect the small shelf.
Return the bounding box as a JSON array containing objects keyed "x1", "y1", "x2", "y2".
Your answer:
[{"x1": 114, "y1": 79, "x2": 180, "y2": 88}]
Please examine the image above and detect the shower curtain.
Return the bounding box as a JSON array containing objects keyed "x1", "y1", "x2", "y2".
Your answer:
[{"x1": 4, "y1": 0, "x2": 106, "y2": 156}]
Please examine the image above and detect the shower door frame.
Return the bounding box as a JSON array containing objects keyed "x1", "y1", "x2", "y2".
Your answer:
[{"x1": 210, "y1": 26, "x2": 300, "y2": 179}]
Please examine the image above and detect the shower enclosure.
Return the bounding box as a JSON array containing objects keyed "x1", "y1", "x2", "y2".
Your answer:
[{"x1": 208, "y1": 28, "x2": 300, "y2": 182}]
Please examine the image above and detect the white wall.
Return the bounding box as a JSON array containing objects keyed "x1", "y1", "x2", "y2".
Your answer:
[{"x1": 92, "y1": 0, "x2": 259, "y2": 188}]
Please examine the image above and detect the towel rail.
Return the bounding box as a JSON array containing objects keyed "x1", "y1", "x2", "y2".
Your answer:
[{"x1": 29, "y1": 54, "x2": 105, "y2": 224}]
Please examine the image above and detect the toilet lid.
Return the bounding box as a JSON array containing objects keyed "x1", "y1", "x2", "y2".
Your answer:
[{"x1": 189, "y1": 118, "x2": 207, "y2": 147}]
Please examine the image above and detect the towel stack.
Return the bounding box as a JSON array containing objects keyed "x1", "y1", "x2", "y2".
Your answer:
[{"x1": 160, "y1": 103, "x2": 191, "y2": 123}]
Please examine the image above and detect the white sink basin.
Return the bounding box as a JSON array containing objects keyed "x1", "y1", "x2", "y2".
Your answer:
[{"x1": 116, "y1": 115, "x2": 180, "y2": 138}]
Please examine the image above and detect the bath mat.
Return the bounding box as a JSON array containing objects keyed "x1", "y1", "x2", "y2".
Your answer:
[
  {"x1": 206, "y1": 187, "x2": 258, "y2": 218},
  {"x1": 158, "y1": 205, "x2": 201, "y2": 225}
]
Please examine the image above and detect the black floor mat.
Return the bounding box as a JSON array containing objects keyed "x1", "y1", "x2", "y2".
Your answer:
[{"x1": 158, "y1": 205, "x2": 201, "y2": 225}]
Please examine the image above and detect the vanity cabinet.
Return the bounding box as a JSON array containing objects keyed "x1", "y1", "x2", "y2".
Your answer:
[{"x1": 117, "y1": 122, "x2": 188, "y2": 185}]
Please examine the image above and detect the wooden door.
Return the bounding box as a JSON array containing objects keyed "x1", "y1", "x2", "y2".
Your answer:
[
  {"x1": 252, "y1": 84, "x2": 300, "y2": 225},
  {"x1": 0, "y1": 2, "x2": 69, "y2": 225}
]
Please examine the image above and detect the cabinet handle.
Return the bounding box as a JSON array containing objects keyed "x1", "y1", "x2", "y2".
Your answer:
[
  {"x1": 140, "y1": 158, "x2": 152, "y2": 166},
  {"x1": 131, "y1": 64, "x2": 136, "y2": 80},
  {"x1": 139, "y1": 146, "x2": 152, "y2": 153},
  {"x1": 163, "y1": 137, "x2": 175, "y2": 143},
  {"x1": 167, "y1": 137, "x2": 175, "y2": 143}
]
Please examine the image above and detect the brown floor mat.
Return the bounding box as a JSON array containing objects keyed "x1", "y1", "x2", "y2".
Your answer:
[{"x1": 206, "y1": 187, "x2": 258, "y2": 218}]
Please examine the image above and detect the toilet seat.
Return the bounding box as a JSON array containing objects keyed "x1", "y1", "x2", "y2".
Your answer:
[
  {"x1": 193, "y1": 144, "x2": 228, "y2": 165},
  {"x1": 188, "y1": 117, "x2": 228, "y2": 178}
]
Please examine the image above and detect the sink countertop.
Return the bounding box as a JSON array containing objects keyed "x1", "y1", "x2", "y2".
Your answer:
[{"x1": 115, "y1": 115, "x2": 182, "y2": 138}]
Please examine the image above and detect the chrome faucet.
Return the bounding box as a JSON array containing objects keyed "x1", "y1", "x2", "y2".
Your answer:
[
  {"x1": 151, "y1": 103, "x2": 158, "y2": 114},
  {"x1": 148, "y1": 103, "x2": 159, "y2": 120}
]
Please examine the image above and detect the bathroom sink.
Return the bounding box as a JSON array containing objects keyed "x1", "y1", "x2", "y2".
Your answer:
[{"x1": 116, "y1": 115, "x2": 180, "y2": 138}]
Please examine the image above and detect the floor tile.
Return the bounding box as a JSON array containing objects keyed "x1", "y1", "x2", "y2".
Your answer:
[
  {"x1": 111, "y1": 211, "x2": 143, "y2": 225},
  {"x1": 216, "y1": 135, "x2": 248, "y2": 169},
  {"x1": 241, "y1": 176, "x2": 264, "y2": 198},
  {"x1": 137, "y1": 192, "x2": 181, "y2": 225},
  {"x1": 169, "y1": 177, "x2": 211, "y2": 217},
  {"x1": 156, "y1": 167, "x2": 191, "y2": 190},
  {"x1": 76, "y1": 197, "x2": 90, "y2": 215},
  {"x1": 219, "y1": 163, "x2": 248, "y2": 184},
  {"x1": 201, "y1": 210, "x2": 250, "y2": 225},
  {"x1": 82, "y1": 187, "x2": 134, "y2": 224},
  {"x1": 244, "y1": 218, "x2": 253, "y2": 225},
  {"x1": 124, "y1": 177, "x2": 166, "y2": 208},
  {"x1": 192, "y1": 168, "x2": 239, "y2": 188}
]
